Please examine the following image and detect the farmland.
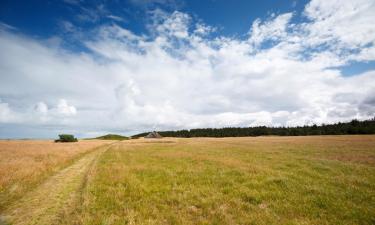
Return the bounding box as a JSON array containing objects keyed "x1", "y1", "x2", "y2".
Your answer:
[{"x1": 1, "y1": 136, "x2": 375, "y2": 224}]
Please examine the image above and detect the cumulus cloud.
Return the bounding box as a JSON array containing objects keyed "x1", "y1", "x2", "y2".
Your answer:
[
  {"x1": 194, "y1": 23, "x2": 216, "y2": 36},
  {"x1": 149, "y1": 10, "x2": 191, "y2": 39},
  {"x1": 304, "y1": 0, "x2": 375, "y2": 49},
  {"x1": 56, "y1": 99, "x2": 77, "y2": 116},
  {"x1": 0, "y1": 0, "x2": 375, "y2": 138},
  {"x1": 248, "y1": 13, "x2": 293, "y2": 47},
  {"x1": 0, "y1": 100, "x2": 16, "y2": 123}
]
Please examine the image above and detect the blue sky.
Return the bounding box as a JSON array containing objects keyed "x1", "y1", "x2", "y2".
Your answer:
[
  {"x1": 0, "y1": 1, "x2": 308, "y2": 36},
  {"x1": 0, "y1": 0, "x2": 375, "y2": 138},
  {"x1": 1, "y1": 0, "x2": 372, "y2": 71}
]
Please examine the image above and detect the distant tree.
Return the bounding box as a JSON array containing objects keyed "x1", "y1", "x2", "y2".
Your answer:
[
  {"x1": 55, "y1": 134, "x2": 78, "y2": 142},
  {"x1": 132, "y1": 118, "x2": 375, "y2": 138}
]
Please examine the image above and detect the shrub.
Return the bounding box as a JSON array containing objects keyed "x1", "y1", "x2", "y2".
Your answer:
[
  {"x1": 55, "y1": 134, "x2": 78, "y2": 142},
  {"x1": 94, "y1": 134, "x2": 129, "y2": 140}
]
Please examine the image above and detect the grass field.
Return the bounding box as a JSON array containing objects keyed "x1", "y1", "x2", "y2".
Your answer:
[
  {"x1": 1, "y1": 136, "x2": 375, "y2": 225},
  {"x1": 0, "y1": 140, "x2": 114, "y2": 212}
]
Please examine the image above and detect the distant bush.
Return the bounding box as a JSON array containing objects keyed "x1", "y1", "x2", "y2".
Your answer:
[
  {"x1": 55, "y1": 134, "x2": 78, "y2": 142},
  {"x1": 94, "y1": 134, "x2": 129, "y2": 140}
]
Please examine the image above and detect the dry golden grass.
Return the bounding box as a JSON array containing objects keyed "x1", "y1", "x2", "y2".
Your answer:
[
  {"x1": 0, "y1": 139, "x2": 113, "y2": 210},
  {"x1": 2, "y1": 144, "x2": 114, "y2": 225},
  {"x1": 1, "y1": 136, "x2": 374, "y2": 224},
  {"x1": 76, "y1": 135, "x2": 375, "y2": 225}
]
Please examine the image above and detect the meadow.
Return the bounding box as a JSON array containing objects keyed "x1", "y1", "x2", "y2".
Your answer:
[
  {"x1": 0, "y1": 140, "x2": 113, "y2": 211},
  {"x1": 1, "y1": 136, "x2": 375, "y2": 225}
]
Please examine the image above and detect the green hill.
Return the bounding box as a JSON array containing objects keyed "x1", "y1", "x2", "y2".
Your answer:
[{"x1": 94, "y1": 134, "x2": 129, "y2": 140}]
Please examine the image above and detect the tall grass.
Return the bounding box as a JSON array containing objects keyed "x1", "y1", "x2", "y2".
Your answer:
[{"x1": 0, "y1": 140, "x2": 113, "y2": 211}]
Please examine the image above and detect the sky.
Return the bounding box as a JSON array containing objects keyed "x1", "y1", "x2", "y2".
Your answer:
[{"x1": 0, "y1": 0, "x2": 375, "y2": 139}]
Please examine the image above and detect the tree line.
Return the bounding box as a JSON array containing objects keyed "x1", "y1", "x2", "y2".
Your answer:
[{"x1": 132, "y1": 118, "x2": 375, "y2": 138}]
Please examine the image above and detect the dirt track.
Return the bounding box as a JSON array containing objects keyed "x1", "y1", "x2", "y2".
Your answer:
[{"x1": 1, "y1": 143, "x2": 115, "y2": 225}]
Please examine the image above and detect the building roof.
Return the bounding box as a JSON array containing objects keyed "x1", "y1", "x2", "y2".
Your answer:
[{"x1": 145, "y1": 131, "x2": 163, "y2": 138}]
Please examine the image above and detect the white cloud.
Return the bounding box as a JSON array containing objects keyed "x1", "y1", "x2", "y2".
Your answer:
[
  {"x1": 302, "y1": 0, "x2": 375, "y2": 61},
  {"x1": 107, "y1": 15, "x2": 125, "y2": 22},
  {"x1": 194, "y1": 23, "x2": 215, "y2": 36},
  {"x1": 34, "y1": 102, "x2": 48, "y2": 114},
  {"x1": 352, "y1": 46, "x2": 375, "y2": 61},
  {"x1": 56, "y1": 99, "x2": 77, "y2": 116},
  {"x1": 304, "y1": 0, "x2": 375, "y2": 47},
  {"x1": 0, "y1": 100, "x2": 16, "y2": 123},
  {"x1": 151, "y1": 10, "x2": 191, "y2": 39},
  {"x1": 248, "y1": 13, "x2": 293, "y2": 47},
  {"x1": 0, "y1": 0, "x2": 375, "y2": 137}
]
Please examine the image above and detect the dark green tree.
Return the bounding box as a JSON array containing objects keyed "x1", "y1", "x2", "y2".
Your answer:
[
  {"x1": 55, "y1": 134, "x2": 78, "y2": 142},
  {"x1": 132, "y1": 118, "x2": 375, "y2": 138}
]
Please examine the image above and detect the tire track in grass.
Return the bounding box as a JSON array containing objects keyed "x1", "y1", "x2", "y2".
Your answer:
[{"x1": 0, "y1": 142, "x2": 118, "y2": 225}]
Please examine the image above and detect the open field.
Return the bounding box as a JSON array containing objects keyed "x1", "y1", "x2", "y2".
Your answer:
[
  {"x1": 0, "y1": 140, "x2": 114, "y2": 211},
  {"x1": 1, "y1": 136, "x2": 375, "y2": 225}
]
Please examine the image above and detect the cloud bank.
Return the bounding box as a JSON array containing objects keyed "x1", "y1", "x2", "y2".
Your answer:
[{"x1": 0, "y1": 0, "x2": 375, "y2": 138}]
